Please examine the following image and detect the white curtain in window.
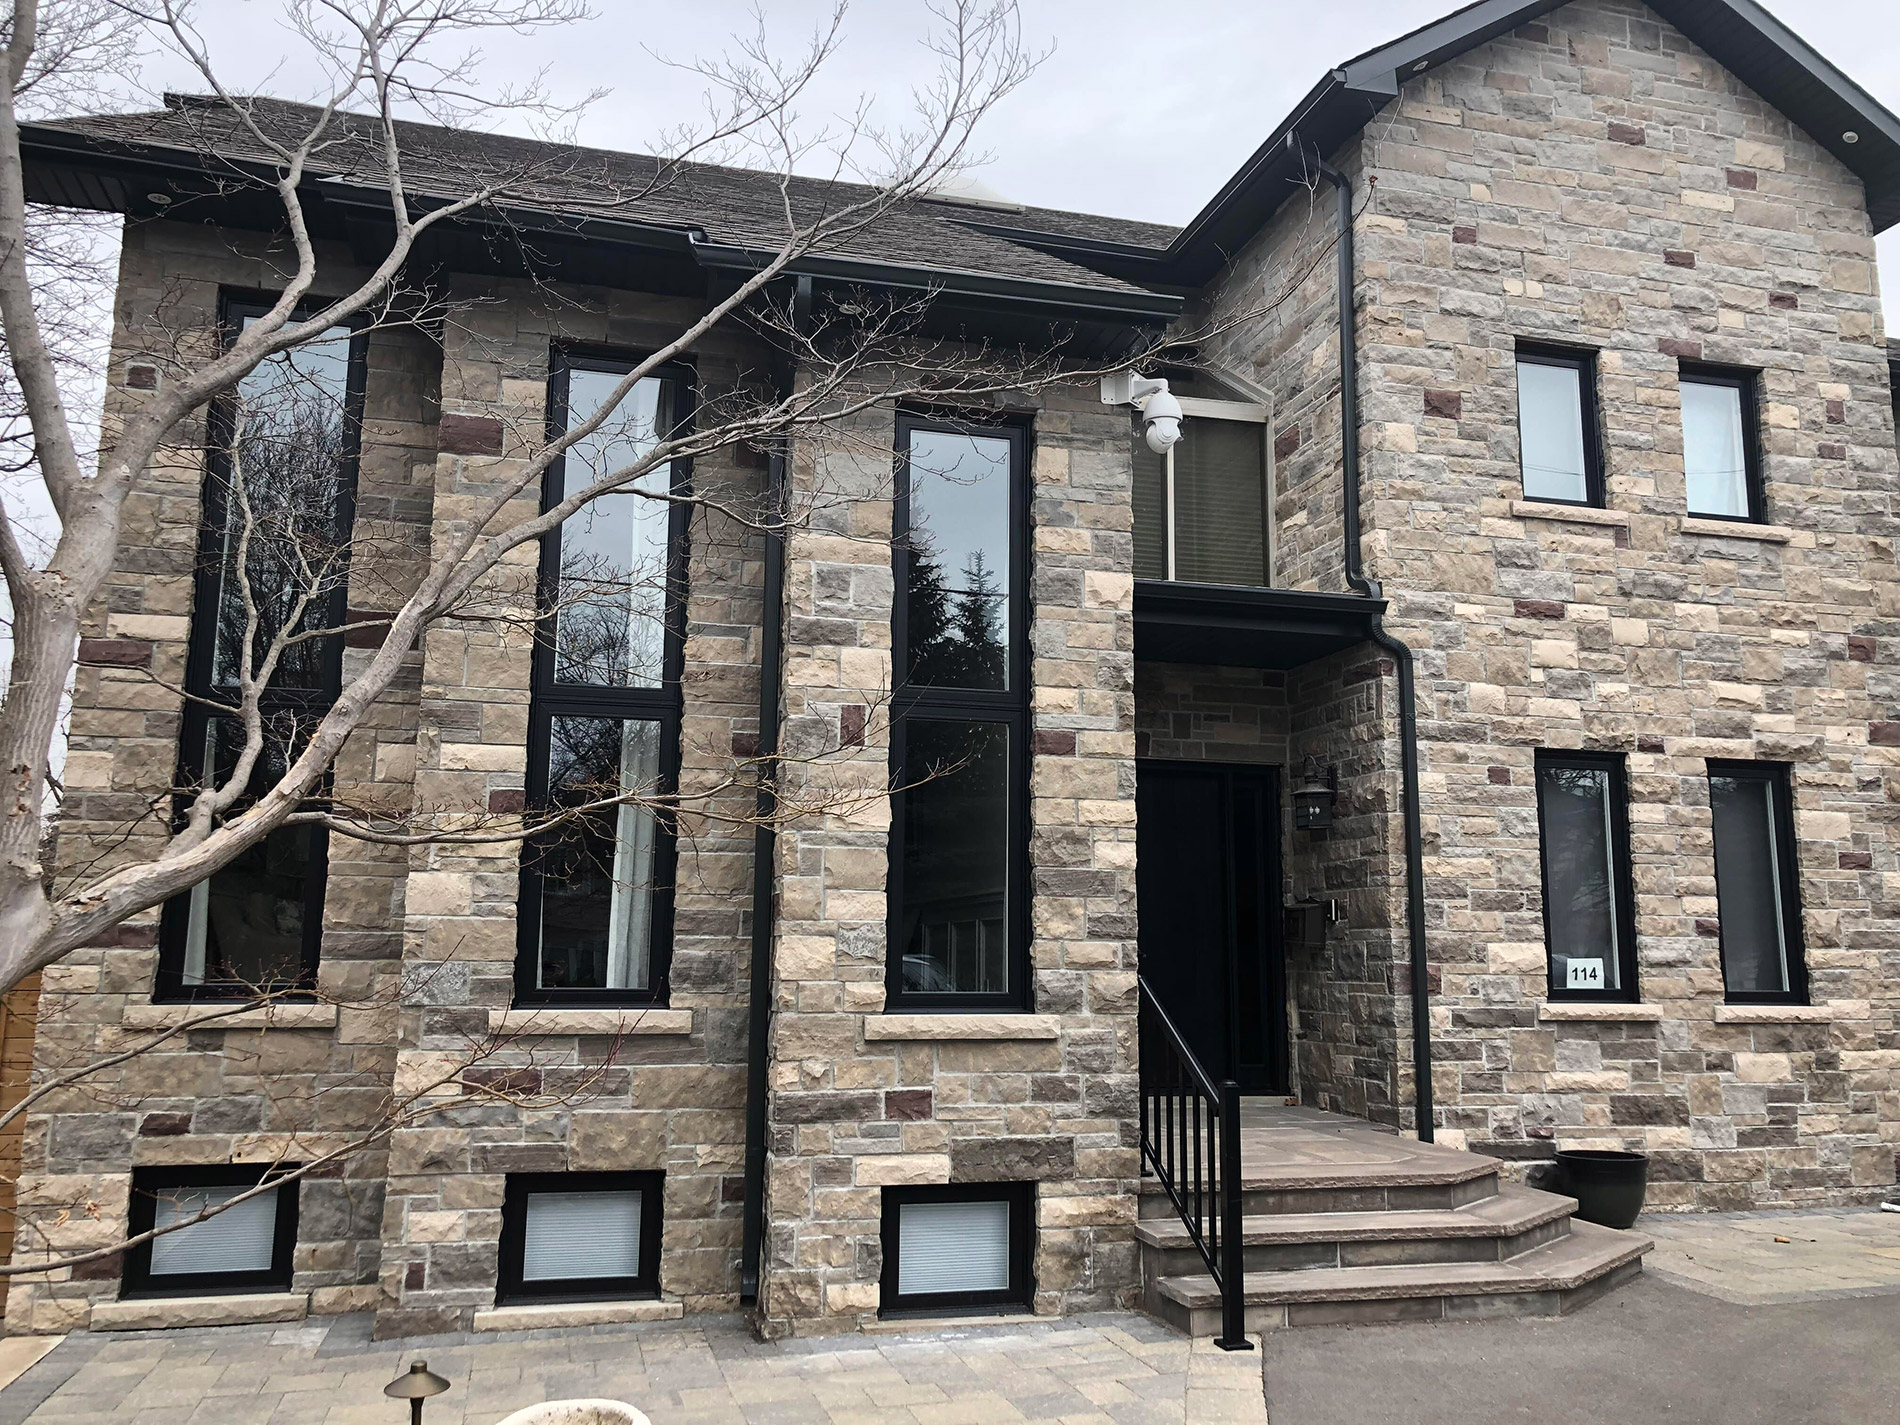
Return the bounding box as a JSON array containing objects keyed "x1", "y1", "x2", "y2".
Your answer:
[
  {"x1": 897, "y1": 1199, "x2": 1010, "y2": 1296},
  {"x1": 522, "y1": 1190, "x2": 642, "y2": 1281},
  {"x1": 149, "y1": 1184, "x2": 279, "y2": 1276},
  {"x1": 1516, "y1": 360, "x2": 1588, "y2": 502},
  {"x1": 1682, "y1": 380, "x2": 1749, "y2": 517},
  {"x1": 606, "y1": 720, "x2": 661, "y2": 990}
]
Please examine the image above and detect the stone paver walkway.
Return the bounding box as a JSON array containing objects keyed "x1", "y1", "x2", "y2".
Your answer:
[
  {"x1": 0, "y1": 1311, "x2": 1268, "y2": 1425},
  {"x1": 1638, "y1": 1205, "x2": 1900, "y2": 1304}
]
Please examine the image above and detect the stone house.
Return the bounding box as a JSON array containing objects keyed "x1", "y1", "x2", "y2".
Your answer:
[{"x1": 8, "y1": 0, "x2": 1899, "y2": 1341}]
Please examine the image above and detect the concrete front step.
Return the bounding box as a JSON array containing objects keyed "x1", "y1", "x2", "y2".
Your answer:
[
  {"x1": 1135, "y1": 1184, "x2": 1579, "y2": 1274},
  {"x1": 1147, "y1": 1219, "x2": 1654, "y2": 1335},
  {"x1": 1139, "y1": 1132, "x2": 1504, "y2": 1217}
]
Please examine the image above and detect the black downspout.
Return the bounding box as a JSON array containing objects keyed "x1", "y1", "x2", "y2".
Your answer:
[
  {"x1": 740, "y1": 276, "x2": 809, "y2": 1301},
  {"x1": 1304, "y1": 142, "x2": 1435, "y2": 1143}
]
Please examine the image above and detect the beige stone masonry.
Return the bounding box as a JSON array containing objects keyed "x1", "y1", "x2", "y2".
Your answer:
[
  {"x1": 117, "y1": 1004, "x2": 340, "y2": 1032},
  {"x1": 1679, "y1": 518, "x2": 1796, "y2": 543},
  {"x1": 1537, "y1": 1004, "x2": 1667, "y2": 1022},
  {"x1": 1510, "y1": 500, "x2": 1632, "y2": 529},
  {"x1": 860, "y1": 1014, "x2": 1060, "y2": 1041},
  {"x1": 471, "y1": 1299, "x2": 683, "y2": 1332},
  {"x1": 483, "y1": 1009, "x2": 694, "y2": 1036},
  {"x1": 89, "y1": 1293, "x2": 309, "y2": 1331}
]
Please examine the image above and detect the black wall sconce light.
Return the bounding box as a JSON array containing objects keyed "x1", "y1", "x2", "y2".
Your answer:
[{"x1": 1293, "y1": 759, "x2": 1338, "y2": 832}]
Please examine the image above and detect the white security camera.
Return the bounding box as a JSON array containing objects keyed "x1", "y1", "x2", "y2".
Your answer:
[{"x1": 1100, "y1": 371, "x2": 1184, "y2": 454}]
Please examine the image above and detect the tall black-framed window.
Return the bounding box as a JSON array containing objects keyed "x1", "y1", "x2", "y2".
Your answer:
[
  {"x1": 1708, "y1": 761, "x2": 1808, "y2": 1004},
  {"x1": 121, "y1": 1165, "x2": 300, "y2": 1298},
  {"x1": 515, "y1": 349, "x2": 692, "y2": 1006},
  {"x1": 496, "y1": 1171, "x2": 663, "y2": 1304},
  {"x1": 880, "y1": 1182, "x2": 1034, "y2": 1317},
  {"x1": 1515, "y1": 343, "x2": 1604, "y2": 507},
  {"x1": 888, "y1": 413, "x2": 1031, "y2": 1011},
  {"x1": 1680, "y1": 363, "x2": 1765, "y2": 522},
  {"x1": 155, "y1": 293, "x2": 368, "y2": 1001},
  {"x1": 1536, "y1": 750, "x2": 1639, "y2": 1002}
]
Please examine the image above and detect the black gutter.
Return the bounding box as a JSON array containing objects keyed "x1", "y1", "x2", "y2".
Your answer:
[
  {"x1": 739, "y1": 276, "x2": 808, "y2": 1304},
  {"x1": 1305, "y1": 143, "x2": 1434, "y2": 1144}
]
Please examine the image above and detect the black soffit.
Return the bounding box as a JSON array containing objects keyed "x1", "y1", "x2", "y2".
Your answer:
[{"x1": 1133, "y1": 582, "x2": 1387, "y2": 671}]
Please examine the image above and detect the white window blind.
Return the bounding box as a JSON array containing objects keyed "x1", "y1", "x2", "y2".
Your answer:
[
  {"x1": 522, "y1": 1189, "x2": 642, "y2": 1281},
  {"x1": 148, "y1": 1184, "x2": 279, "y2": 1276},
  {"x1": 897, "y1": 1199, "x2": 1011, "y2": 1296}
]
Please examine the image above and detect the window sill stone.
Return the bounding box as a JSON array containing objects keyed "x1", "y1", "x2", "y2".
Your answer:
[
  {"x1": 122, "y1": 1003, "x2": 338, "y2": 1032},
  {"x1": 1680, "y1": 517, "x2": 1795, "y2": 543},
  {"x1": 863, "y1": 1014, "x2": 1060, "y2": 1041},
  {"x1": 1537, "y1": 1003, "x2": 1665, "y2": 1022},
  {"x1": 90, "y1": 1292, "x2": 308, "y2": 1331},
  {"x1": 487, "y1": 1008, "x2": 693, "y2": 1037},
  {"x1": 1713, "y1": 1003, "x2": 1831, "y2": 1024},
  {"x1": 472, "y1": 1298, "x2": 681, "y2": 1333},
  {"x1": 1510, "y1": 500, "x2": 1631, "y2": 530}
]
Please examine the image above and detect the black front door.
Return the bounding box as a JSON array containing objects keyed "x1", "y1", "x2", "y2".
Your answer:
[{"x1": 1135, "y1": 761, "x2": 1287, "y2": 1093}]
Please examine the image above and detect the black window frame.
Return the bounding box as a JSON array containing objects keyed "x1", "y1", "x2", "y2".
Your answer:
[
  {"x1": 1535, "y1": 749, "x2": 1640, "y2": 1003},
  {"x1": 155, "y1": 291, "x2": 369, "y2": 1002},
  {"x1": 879, "y1": 1182, "x2": 1035, "y2": 1318},
  {"x1": 1514, "y1": 342, "x2": 1606, "y2": 509},
  {"x1": 121, "y1": 1164, "x2": 300, "y2": 1299},
  {"x1": 887, "y1": 411, "x2": 1032, "y2": 1013},
  {"x1": 1679, "y1": 362, "x2": 1766, "y2": 523},
  {"x1": 495, "y1": 1170, "x2": 664, "y2": 1305},
  {"x1": 514, "y1": 347, "x2": 695, "y2": 1008},
  {"x1": 1707, "y1": 760, "x2": 1809, "y2": 1005}
]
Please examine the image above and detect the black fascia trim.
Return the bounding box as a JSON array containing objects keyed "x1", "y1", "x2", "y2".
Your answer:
[
  {"x1": 1535, "y1": 749, "x2": 1641, "y2": 1003},
  {"x1": 513, "y1": 345, "x2": 693, "y2": 1008},
  {"x1": 1678, "y1": 362, "x2": 1767, "y2": 523},
  {"x1": 1514, "y1": 341, "x2": 1607, "y2": 509},
  {"x1": 121, "y1": 1165, "x2": 300, "y2": 1298},
  {"x1": 887, "y1": 410, "x2": 1032, "y2": 1014},
  {"x1": 878, "y1": 1182, "x2": 1035, "y2": 1318},
  {"x1": 1706, "y1": 759, "x2": 1810, "y2": 1005},
  {"x1": 495, "y1": 1171, "x2": 664, "y2": 1305}
]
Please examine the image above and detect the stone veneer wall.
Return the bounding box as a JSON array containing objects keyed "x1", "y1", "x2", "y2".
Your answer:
[
  {"x1": 374, "y1": 280, "x2": 767, "y2": 1336},
  {"x1": 1343, "y1": 0, "x2": 1900, "y2": 1204},
  {"x1": 10, "y1": 220, "x2": 436, "y2": 1332},
  {"x1": 757, "y1": 383, "x2": 1142, "y2": 1337}
]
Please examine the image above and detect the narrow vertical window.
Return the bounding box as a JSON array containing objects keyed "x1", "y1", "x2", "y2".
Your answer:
[
  {"x1": 156, "y1": 296, "x2": 367, "y2": 1001},
  {"x1": 1681, "y1": 366, "x2": 1763, "y2": 521},
  {"x1": 1516, "y1": 346, "x2": 1601, "y2": 506},
  {"x1": 1536, "y1": 751, "x2": 1638, "y2": 1001},
  {"x1": 517, "y1": 351, "x2": 689, "y2": 1005},
  {"x1": 890, "y1": 415, "x2": 1028, "y2": 1009},
  {"x1": 1708, "y1": 762, "x2": 1807, "y2": 1002}
]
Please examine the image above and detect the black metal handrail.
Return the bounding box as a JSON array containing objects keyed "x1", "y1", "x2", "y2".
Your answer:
[{"x1": 1137, "y1": 977, "x2": 1250, "y2": 1350}]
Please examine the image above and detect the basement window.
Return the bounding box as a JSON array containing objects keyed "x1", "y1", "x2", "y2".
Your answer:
[
  {"x1": 122, "y1": 1167, "x2": 298, "y2": 1297},
  {"x1": 496, "y1": 1172, "x2": 662, "y2": 1304},
  {"x1": 880, "y1": 1184, "x2": 1033, "y2": 1317}
]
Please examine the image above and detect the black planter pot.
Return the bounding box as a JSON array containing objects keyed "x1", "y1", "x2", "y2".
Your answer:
[{"x1": 1556, "y1": 1149, "x2": 1648, "y2": 1229}]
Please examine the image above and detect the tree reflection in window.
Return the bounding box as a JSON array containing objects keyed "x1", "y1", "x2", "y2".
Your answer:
[{"x1": 903, "y1": 429, "x2": 1011, "y2": 690}]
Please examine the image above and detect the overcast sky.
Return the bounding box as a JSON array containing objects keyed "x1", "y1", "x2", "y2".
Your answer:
[{"x1": 130, "y1": 0, "x2": 1900, "y2": 283}]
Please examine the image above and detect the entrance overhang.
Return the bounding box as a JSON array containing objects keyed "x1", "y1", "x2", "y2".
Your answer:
[{"x1": 1133, "y1": 581, "x2": 1387, "y2": 670}]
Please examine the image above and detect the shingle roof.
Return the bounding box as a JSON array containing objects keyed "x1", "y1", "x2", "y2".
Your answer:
[{"x1": 33, "y1": 95, "x2": 1178, "y2": 299}]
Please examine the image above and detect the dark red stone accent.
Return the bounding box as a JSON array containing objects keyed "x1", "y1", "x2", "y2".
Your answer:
[
  {"x1": 439, "y1": 413, "x2": 505, "y2": 456},
  {"x1": 731, "y1": 731, "x2": 760, "y2": 758},
  {"x1": 77, "y1": 637, "x2": 153, "y2": 668},
  {"x1": 1827, "y1": 400, "x2": 1846, "y2": 424},
  {"x1": 1870, "y1": 722, "x2": 1900, "y2": 746},
  {"x1": 1513, "y1": 599, "x2": 1566, "y2": 620},
  {"x1": 721, "y1": 1175, "x2": 747, "y2": 1203},
  {"x1": 125, "y1": 363, "x2": 159, "y2": 391},
  {"x1": 1663, "y1": 249, "x2": 1696, "y2": 268},
  {"x1": 1452, "y1": 225, "x2": 1478, "y2": 245},
  {"x1": 463, "y1": 1066, "x2": 543, "y2": 1095},
  {"x1": 1608, "y1": 122, "x2": 1646, "y2": 145},
  {"x1": 1725, "y1": 168, "x2": 1758, "y2": 190},
  {"x1": 1612, "y1": 525, "x2": 1631, "y2": 549},
  {"x1": 1520, "y1": 22, "x2": 1549, "y2": 42},
  {"x1": 139, "y1": 1112, "x2": 191, "y2": 1137},
  {"x1": 487, "y1": 788, "x2": 526, "y2": 815},
  {"x1": 1840, "y1": 851, "x2": 1874, "y2": 870},
  {"x1": 885, "y1": 1089, "x2": 933, "y2": 1120},
  {"x1": 90, "y1": 923, "x2": 158, "y2": 948},
  {"x1": 1487, "y1": 767, "x2": 1511, "y2": 786},
  {"x1": 1424, "y1": 389, "x2": 1463, "y2": 420},
  {"x1": 1637, "y1": 735, "x2": 1666, "y2": 753},
  {"x1": 1695, "y1": 918, "x2": 1721, "y2": 938},
  {"x1": 405, "y1": 1262, "x2": 426, "y2": 1291},
  {"x1": 1770, "y1": 292, "x2": 1799, "y2": 310},
  {"x1": 1849, "y1": 636, "x2": 1876, "y2": 662},
  {"x1": 72, "y1": 1254, "x2": 122, "y2": 1281},
  {"x1": 1657, "y1": 337, "x2": 1702, "y2": 359},
  {"x1": 1273, "y1": 425, "x2": 1301, "y2": 460},
  {"x1": 1819, "y1": 442, "x2": 1847, "y2": 460},
  {"x1": 343, "y1": 608, "x2": 397, "y2": 648},
  {"x1": 1033, "y1": 729, "x2": 1077, "y2": 756},
  {"x1": 840, "y1": 705, "x2": 867, "y2": 748}
]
